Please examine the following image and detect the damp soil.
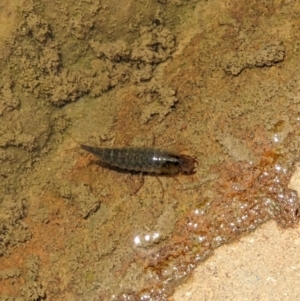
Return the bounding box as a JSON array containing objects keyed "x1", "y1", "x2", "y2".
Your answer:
[{"x1": 1, "y1": 0, "x2": 300, "y2": 300}]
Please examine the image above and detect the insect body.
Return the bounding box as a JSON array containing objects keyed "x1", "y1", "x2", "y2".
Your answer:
[{"x1": 80, "y1": 145, "x2": 198, "y2": 175}]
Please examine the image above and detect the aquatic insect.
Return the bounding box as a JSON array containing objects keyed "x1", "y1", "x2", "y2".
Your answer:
[{"x1": 80, "y1": 145, "x2": 198, "y2": 175}]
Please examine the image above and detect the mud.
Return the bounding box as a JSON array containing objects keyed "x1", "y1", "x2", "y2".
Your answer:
[{"x1": 1, "y1": 0, "x2": 300, "y2": 300}]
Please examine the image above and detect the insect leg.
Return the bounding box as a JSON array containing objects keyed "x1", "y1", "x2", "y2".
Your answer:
[
  {"x1": 172, "y1": 177, "x2": 183, "y2": 189},
  {"x1": 151, "y1": 133, "x2": 156, "y2": 147},
  {"x1": 128, "y1": 172, "x2": 145, "y2": 196},
  {"x1": 155, "y1": 176, "x2": 165, "y2": 199}
]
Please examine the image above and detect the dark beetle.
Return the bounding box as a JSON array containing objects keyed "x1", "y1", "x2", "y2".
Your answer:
[{"x1": 80, "y1": 145, "x2": 198, "y2": 175}]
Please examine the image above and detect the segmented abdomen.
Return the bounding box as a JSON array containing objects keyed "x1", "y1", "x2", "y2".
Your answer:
[{"x1": 80, "y1": 145, "x2": 180, "y2": 174}]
